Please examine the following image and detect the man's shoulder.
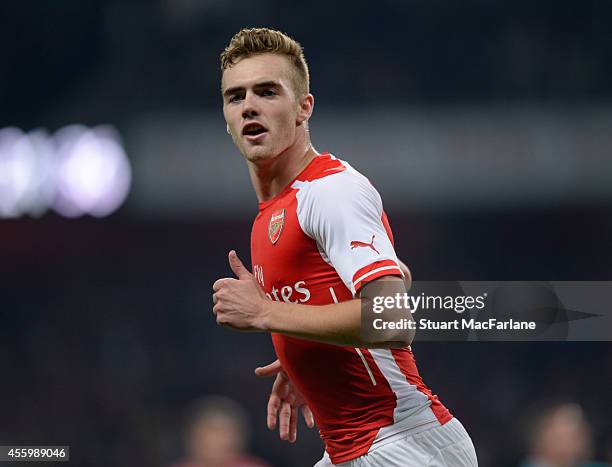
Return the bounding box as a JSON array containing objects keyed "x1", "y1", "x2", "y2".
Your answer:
[
  {"x1": 292, "y1": 155, "x2": 383, "y2": 234},
  {"x1": 293, "y1": 153, "x2": 374, "y2": 200},
  {"x1": 298, "y1": 152, "x2": 344, "y2": 180}
]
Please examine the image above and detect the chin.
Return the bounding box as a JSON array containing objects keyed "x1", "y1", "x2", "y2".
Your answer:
[{"x1": 243, "y1": 146, "x2": 278, "y2": 163}]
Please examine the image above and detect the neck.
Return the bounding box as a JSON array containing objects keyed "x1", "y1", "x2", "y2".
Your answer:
[{"x1": 247, "y1": 138, "x2": 319, "y2": 203}]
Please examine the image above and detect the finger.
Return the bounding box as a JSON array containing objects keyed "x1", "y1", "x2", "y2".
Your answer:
[
  {"x1": 214, "y1": 310, "x2": 226, "y2": 325},
  {"x1": 214, "y1": 303, "x2": 230, "y2": 324},
  {"x1": 270, "y1": 374, "x2": 287, "y2": 401},
  {"x1": 228, "y1": 250, "x2": 252, "y2": 280},
  {"x1": 212, "y1": 278, "x2": 230, "y2": 292},
  {"x1": 289, "y1": 406, "x2": 298, "y2": 443},
  {"x1": 255, "y1": 359, "x2": 283, "y2": 377},
  {"x1": 301, "y1": 405, "x2": 315, "y2": 428},
  {"x1": 279, "y1": 401, "x2": 291, "y2": 441},
  {"x1": 267, "y1": 394, "x2": 280, "y2": 430}
]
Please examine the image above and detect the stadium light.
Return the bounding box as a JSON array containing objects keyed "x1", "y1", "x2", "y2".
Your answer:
[{"x1": 0, "y1": 125, "x2": 131, "y2": 218}]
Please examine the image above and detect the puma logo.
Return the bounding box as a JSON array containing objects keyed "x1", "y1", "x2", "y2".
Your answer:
[{"x1": 350, "y1": 235, "x2": 380, "y2": 254}]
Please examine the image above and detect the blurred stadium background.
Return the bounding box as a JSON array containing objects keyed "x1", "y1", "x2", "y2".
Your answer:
[{"x1": 1, "y1": 1, "x2": 611, "y2": 466}]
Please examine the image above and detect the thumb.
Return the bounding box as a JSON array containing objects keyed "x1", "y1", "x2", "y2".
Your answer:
[
  {"x1": 228, "y1": 250, "x2": 252, "y2": 280},
  {"x1": 255, "y1": 359, "x2": 283, "y2": 377}
]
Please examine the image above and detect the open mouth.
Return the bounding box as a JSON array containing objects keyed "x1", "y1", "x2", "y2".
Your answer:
[{"x1": 242, "y1": 123, "x2": 268, "y2": 137}]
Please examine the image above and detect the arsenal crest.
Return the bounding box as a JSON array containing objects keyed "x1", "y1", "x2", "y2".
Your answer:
[{"x1": 268, "y1": 208, "x2": 285, "y2": 244}]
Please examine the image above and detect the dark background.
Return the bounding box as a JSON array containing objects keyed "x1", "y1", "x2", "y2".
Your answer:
[{"x1": 1, "y1": 1, "x2": 611, "y2": 466}]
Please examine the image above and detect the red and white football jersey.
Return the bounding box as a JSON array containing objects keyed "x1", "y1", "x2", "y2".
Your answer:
[{"x1": 250, "y1": 153, "x2": 452, "y2": 464}]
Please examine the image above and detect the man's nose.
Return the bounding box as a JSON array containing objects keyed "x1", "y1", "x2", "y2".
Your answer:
[{"x1": 241, "y1": 92, "x2": 259, "y2": 119}]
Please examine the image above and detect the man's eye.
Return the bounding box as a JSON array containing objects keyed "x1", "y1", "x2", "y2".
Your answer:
[
  {"x1": 229, "y1": 95, "x2": 243, "y2": 103},
  {"x1": 262, "y1": 89, "x2": 276, "y2": 97}
]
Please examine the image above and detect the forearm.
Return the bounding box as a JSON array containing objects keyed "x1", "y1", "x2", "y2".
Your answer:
[{"x1": 261, "y1": 298, "x2": 411, "y2": 348}]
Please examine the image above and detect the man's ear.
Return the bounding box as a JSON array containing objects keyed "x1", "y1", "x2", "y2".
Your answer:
[{"x1": 296, "y1": 93, "x2": 314, "y2": 125}]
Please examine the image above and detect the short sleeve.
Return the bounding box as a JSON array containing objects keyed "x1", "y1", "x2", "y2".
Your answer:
[{"x1": 294, "y1": 170, "x2": 403, "y2": 296}]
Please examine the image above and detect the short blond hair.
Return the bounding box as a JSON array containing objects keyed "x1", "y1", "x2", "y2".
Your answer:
[{"x1": 220, "y1": 28, "x2": 310, "y2": 96}]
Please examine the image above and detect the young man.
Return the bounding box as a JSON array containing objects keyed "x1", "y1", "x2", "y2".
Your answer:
[{"x1": 213, "y1": 28, "x2": 478, "y2": 466}]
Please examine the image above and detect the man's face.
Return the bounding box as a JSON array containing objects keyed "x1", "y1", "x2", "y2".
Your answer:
[{"x1": 222, "y1": 53, "x2": 304, "y2": 163}]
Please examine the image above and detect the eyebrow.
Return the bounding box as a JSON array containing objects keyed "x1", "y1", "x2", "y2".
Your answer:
[{"x1": 222, "y1": 81, "x2": 281, "y2": 97}]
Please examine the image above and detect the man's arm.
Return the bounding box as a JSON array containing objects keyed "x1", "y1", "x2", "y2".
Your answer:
[
  {"x1": 213, "y1": 251, "x2": 414, "y2": 349},
  {"x1": 260, "y1": 277, "x2": 412, "y2": 348}
]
